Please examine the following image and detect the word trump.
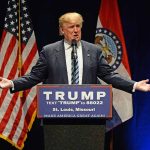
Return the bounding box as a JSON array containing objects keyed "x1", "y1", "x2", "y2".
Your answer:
[{"x1": 43, "y1": 91, "x2": 106, "y2": 101}]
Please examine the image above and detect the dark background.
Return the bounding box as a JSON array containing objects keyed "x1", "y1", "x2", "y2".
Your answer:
[{"x1": 1, "y1": 0, "x2": 150, "y2": 150}]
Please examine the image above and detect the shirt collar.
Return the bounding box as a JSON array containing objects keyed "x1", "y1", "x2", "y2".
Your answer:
[{"x1": 64, "y1": 40, "x2": 81, "y2": 50}]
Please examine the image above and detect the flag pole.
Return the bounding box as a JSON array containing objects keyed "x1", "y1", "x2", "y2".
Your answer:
[
  {"x1": 18, "y1": 0, "x2": 23, "y2": 97},
  {"x1": 105, "y1": 130, "x2": 113, "y2": 150},
  {"x1": 109, "y1": 129, "x2": 113, "y2": 150}
]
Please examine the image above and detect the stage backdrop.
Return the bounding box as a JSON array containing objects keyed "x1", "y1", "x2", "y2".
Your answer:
[{"x1": 0, "y1": 0, "x2": 150, "y2": 150}]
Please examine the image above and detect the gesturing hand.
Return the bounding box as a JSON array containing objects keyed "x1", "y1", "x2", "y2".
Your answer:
[
  {"x1": 0, "y1": 77, "x2": 13, "y2": 89},
  {"x1": 135, "y1": 79, "x2": 150, "y2": 92}
]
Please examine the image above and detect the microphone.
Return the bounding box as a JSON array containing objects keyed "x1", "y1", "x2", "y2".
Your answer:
[{"x1": 71, "y1": 39, "x2": 77, "y2": 59}]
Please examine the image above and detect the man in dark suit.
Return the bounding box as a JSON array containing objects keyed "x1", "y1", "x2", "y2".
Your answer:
[
  {"x1": 0, "y1": 12, "x2": 150, "y2": 150},
  {"x1": 0, "y1": 12, "x2": 150, "y2": 92}
]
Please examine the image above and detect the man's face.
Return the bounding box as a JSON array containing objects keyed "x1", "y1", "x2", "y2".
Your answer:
[{"x1": 60, "y1": 17, "x2": 82, "y2": 43}]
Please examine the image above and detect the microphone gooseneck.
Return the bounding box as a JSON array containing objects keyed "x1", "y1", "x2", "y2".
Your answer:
[{"x1": 71, "y1": 39, "x2": 77, "y2": 59}]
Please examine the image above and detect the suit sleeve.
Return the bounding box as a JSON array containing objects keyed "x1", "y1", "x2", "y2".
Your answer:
[
  {"x1": 10, "y1": 50, "x2": 48, "y2": 93},
  {"x1": 96, "y1": 49, "x2": 135, "y2": 93}
]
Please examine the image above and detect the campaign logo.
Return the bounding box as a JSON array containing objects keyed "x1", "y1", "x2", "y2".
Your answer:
[{"x1": 95, "y1": 28, "x2": 122, "y2": 70}]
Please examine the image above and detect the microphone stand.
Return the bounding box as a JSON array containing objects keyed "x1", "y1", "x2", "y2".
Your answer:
[{"x1": 71, "y1": 40, "x2": 77, "y2": 84}]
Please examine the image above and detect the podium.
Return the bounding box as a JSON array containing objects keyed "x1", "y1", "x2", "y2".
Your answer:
[{"x1": 37, "y1": 85, "x2": 112, "y2": 150}]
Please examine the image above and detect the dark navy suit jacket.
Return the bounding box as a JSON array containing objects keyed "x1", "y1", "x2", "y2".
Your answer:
[{"x1": 11, "y1": 40, "x2": 135, "y2": 93}]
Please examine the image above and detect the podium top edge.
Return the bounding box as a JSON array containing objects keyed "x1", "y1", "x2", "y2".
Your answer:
[{"x1": 36, "y1": 84, "x2": 112, "y2": 88}]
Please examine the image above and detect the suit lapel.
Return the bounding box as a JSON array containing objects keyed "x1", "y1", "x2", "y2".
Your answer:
[
  {"x1": 82, "y1": 41, "x2": 91, "y2": 84},
  {"x1": 55, "y1": 40, "x2": 68, "y2": 84}
]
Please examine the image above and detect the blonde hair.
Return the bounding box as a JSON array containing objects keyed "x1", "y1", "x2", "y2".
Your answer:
[{"x1": 59, "y1": 12, "x2": 84, "y2": 27}]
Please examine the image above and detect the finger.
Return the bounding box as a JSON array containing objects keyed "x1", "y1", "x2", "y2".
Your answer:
[{"x1": 144, "y1": 79, "x2": 149, "y2": 83}]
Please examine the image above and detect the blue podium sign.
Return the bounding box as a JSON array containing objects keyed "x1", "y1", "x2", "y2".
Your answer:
[{"x1": 37, "y1": 85, "x2": 112, "y2": 118}]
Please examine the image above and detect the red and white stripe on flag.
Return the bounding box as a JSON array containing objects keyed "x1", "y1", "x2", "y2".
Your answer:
[
  {"x1": 96, "y1": 0, "x2": 133, "y2": 131},
  {"x1": 0, "y1": 0, "x2": 39, "y2": 149}
]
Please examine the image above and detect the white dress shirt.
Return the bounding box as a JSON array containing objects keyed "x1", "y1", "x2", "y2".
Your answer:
[{"x1": 64, "y1": 41, "x2": 83, "y2": 85}]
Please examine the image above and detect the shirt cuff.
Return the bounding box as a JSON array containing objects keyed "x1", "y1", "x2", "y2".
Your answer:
[
  {"x1": 10, "y1": 80, "x2": 14, "y2": 90},
  {"x1": 132, "y1": 82, "x2": 137, "y2": 92}
]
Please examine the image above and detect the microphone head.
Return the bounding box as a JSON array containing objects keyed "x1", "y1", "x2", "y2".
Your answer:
[{"x1": 71, "y1": 39, "x2": 77, "y2": 47}]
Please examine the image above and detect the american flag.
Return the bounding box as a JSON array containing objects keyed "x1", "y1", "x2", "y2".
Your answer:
[
  {"x1": 0, "y1": 0, "x2": 39, "y2": 149},
  {"x1": 95, "y1": 0, "x2": 133, "y2": 131}
]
